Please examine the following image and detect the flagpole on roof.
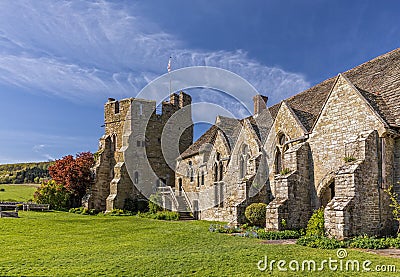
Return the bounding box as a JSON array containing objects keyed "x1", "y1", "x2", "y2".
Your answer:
[{"x1": 167, "y1": 56, "x2": 172, "y2": 94}]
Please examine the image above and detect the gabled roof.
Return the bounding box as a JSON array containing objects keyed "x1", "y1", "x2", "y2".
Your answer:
[
  {"x1": 269, "y1": 48, "x2": 400, "y2": 130},
  {"x1": 180, "y1": 112, "x2": 273, "y2": 159},
  {"x1": 182, "y1": 48, "x2": 400, "y2": 159},
  {"x1": 180, "y1": 125, "x2": 219, "y2": 159}
]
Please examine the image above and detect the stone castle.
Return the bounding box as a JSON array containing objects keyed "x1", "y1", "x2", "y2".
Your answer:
[{"x1": 85, "y1": 48, "x2": 400, "y2": 239}]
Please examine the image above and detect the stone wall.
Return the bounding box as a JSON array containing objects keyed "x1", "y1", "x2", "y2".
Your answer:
[
  {"x1": 325, "y1": 130, "x2": 395, "y2": 239},
  {"x1": 266, "y1": 142, "x2": 312, "y2": 230},
  {"x1": 89, "y1": 92, "x2": 193, "y2": 211},
  {"x1": 309, "y1": 75, "x2": 386, "y2": 199}
]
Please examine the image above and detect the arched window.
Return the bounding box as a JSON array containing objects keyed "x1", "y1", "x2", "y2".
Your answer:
[
  {"x1": 239, "y1": 144, "x2": 248, "y2": 179},
  {"x1": 197, "y1": 172, "x2": 200, "y2": 187},
  {"x1": 320, "y1": 180, "x2": 335, "y2": 207},
  {"x1": 278, "y1": 133, "x2": 286, "y2": 146},
  {"x1": 190, "y1": 168, "x2": 194, "y2": 183},
  {"x1": 275, "y1": 147, "x2": 282, "y2": 174},
  {"x1": 213, "y1": 162, "x2": 218, "y2": 182},
  {"x1": 111, "y1": 134, "x2": 117, "y2": 152},
  {"x1": 134, "y1": 171, "x2": 139, "y2": 184},
  {"x1": 115, "y1": 101, "x2": 120, "y2": 114},
  {"x1": 219, "y1": 161, "x2": 223, "y2": 181},
  {"x1": 239, "y1": 156, "x2": 245, "y2": 178},
  {"x1": 188, "y1": 161, "x2": 194, "y2": 182},
  {"x1": 201, "y1": 171, "x2": 205, "y2": 186}
]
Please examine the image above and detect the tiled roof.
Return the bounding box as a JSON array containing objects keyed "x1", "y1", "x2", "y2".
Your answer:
[
  {"x1": 180, "y1": 125, "x2": 219, "y2": 159},
  {"x1": 268, "y1": 48, "x2": 400, "y2": 130},
  {"x1": 181, "y1": 48, "x2": 400, "y2": 159}
]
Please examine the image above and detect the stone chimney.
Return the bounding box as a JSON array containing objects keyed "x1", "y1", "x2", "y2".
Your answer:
[{"x1": 253, "y1": 94, "x2": 268, "y2": 115}]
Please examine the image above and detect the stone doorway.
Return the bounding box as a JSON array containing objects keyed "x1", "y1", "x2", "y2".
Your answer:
[
  {"x1": 320, "y1": 180, "x2": 335, "y2": 207},
  {"x1": 178, "y1": 178, "x2": 182, "y2": 196}
]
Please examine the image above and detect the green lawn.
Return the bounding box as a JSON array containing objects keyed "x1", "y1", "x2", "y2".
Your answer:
[
  {"x1": 0, "y1": 184, "x2": 37, "y2": 202},
  {"x1": 1, "y1": 212, "x2": 400, "y2": 276}
]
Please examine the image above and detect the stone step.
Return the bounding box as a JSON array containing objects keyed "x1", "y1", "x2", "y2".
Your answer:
[{"x1": 179, "y1": 211, "x2": 194, "y2": 220}]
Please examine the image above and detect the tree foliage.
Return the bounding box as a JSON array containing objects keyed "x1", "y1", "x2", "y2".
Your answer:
[
  {"x1": 48, "y1": 152, "x2": 94, "y2": 200},
  {"x1": 148, "y1": 193, "x2": 163, "y2": 214},
  {"x1": 385, "y1": 183, "x2": 400, "y2": 233},
  {"x1": 0, "y1": 162, "x2": 52, "y2": 184},
  {"x1": 34, "y1": 180, "x2": 70, "y2": 210},
  {"x1": 306, "y1": 208, "x2": 325, "y2": 236}
]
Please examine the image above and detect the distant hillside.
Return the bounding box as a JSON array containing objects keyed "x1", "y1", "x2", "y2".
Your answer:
[{"x1": 0, "y1": 162, "x2": 53, "y2": 184}]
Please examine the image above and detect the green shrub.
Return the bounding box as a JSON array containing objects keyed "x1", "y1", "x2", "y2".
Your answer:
[
  {"x1": 279, "y1": 168, "x2": 292, "y2": 175},
  {"x1": 148, "y1": 193, "x2": 163, "y2": 214},
  {"x1": 109, "y1": 209, "x2": 126, "y2": 216},
  {"x1": 209, "y1": 224, "x2": 243, "y2": 234},
  {"x1": 343, "y1": 156, "x2": 357, "y2": 163},
  {"x1": 245, "y1": 203, "x2": 267, "y2": 227},
  {"x1": 296, "y1": 235, "x2": 346, "y2": 249},
  {"x1": 306, "y1": 208, "x2": 325, "y2": 236},
  {"x1": 153, "y1": 211, "x2": 179, "y2": 220},
  {"x1": 34, "y1": 180, "x2": 70, "y2": 211},
  {"x1": 385, "y1": 236, "x2": 400, "y2": 248},
  {"x1": 257, "y1": 229, "x2": 303, "y2": 240},
  {"x1": 138, "y1": 211, "x2": 180, "y2": 221},
  {"x1": 349, "y1": 235, "x2": 389, "y2": 249},
  {"x1": 68, "y1": 207, "x2": 97, "y2": 215}
]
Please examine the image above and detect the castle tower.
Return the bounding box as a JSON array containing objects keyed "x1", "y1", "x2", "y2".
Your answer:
[{"x1": 84, "y1": 92, "x2": 193, "y2": 211}]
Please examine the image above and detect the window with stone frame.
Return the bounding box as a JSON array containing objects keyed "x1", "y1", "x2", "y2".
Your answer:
[
  {"x1": 275, "y1": 133, "x2": 287, "y2": 174},
  {"x1": 239, "y1": 144, "x2": 248, "y2": 179},
  {"x1": 111, "y1": 134, "x2": 117, "y2": 152},
  {"x1": 218, "y1": 161, "x2": 223, "y2": 181},
  {"x1": 275, "y1": 147, "x2": 282, "y2": 174},
  {"x1": 115, "y1": 101, "x2": 120, "y2": 114},
  {"x1": 134, "y1": 171, "x2": 139, "y2": 184},
  {"x1": 201, "y1": 170, "x2": 205, "y2": 186},
  {"x1": 189, "y1": 165, "x2": 194, "y2": 183},
  {"x1": 213, "y1": 162, "x2": 218, "y2": 182}
]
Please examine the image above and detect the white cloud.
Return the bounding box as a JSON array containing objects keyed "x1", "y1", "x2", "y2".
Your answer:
[{"x1": 0, "y1": 0, "x2": 310, "y2": 105}]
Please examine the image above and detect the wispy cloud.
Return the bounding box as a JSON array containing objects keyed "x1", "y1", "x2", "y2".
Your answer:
[{"x1": 0, "y1": 0, "x2": 309, "y2": 105}]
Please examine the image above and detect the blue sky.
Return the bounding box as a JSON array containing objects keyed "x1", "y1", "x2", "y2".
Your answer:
[{"x1": 0, "y1": 0, "x2": 399, "y2": 164}]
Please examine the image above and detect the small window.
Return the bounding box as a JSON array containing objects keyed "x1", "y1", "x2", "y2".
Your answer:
[
  {"x1": 213, "y1": 162, "x2": 218, "y2": 182},
  {"x1": 278, "y1": 134, "x2": 286, "y2": 146},
  {"x1": 137, "y1": 140, "x2": 141, "y2": 147},
  {"x1": 197, "y1": 173, "x2": 200, "y2": 188},
  {"x1": 201, "y1": 171, "x2": 205, "y2": 186},
  {"x1": 219, "y1": 161, "x2": 223, "y2": 181},
  {"x1": 139, "y1": 103, "x2": 143, "y2": 116},
  {"x1": 115, "y1": 101, "x2": 120, "y2": 114},
  {"x1": 111, "y1": 134, "x2": 117, "y2": 152},
  {"x1": 134, "y1": 172, "x2": 139, "y2": 184},
  {"x1": 239, "y1": 156, "x2": 245, "y2": 178},
  {"x1": 275, "y1": 147, "x2": 282, "y2": 174},
  {"x1": 190, "y1": 168, "x2": 194, "y2": 183}
]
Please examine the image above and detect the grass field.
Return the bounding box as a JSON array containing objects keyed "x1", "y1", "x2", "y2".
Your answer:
[
  {"x1": 1, "y1": 212, "x2": 400, "y2": 276},
  {"x1": 0, "y1": 184, "x2": 37, "y2": 202}
]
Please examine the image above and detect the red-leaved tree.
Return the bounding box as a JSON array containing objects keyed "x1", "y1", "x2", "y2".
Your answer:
[{"x1": 48, "y1": 152, "x2": 94, "y2": 206}]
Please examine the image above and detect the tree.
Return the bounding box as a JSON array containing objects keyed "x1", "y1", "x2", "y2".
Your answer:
[
  {"x1": 385, "y1": 183, "x2": 400, "y2": 234},
  {"x1": 48, "y1": 152, "x2": 94, "y2": 206},
  {"x1": 34, "y1": 180, "x2": 70, "y2": 210}
]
